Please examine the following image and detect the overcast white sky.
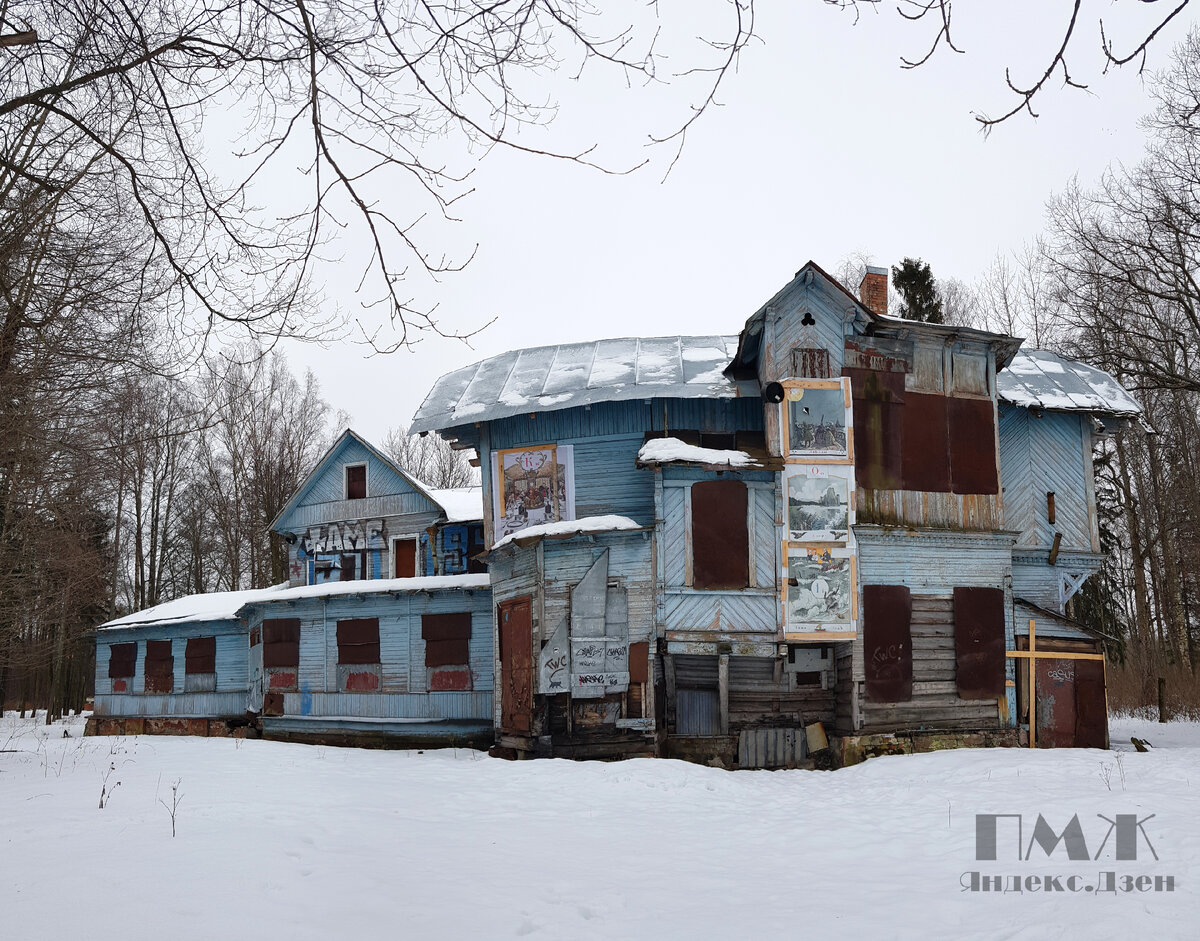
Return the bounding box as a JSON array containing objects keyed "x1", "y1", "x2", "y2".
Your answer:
[{"x1": 275, "y1": 2, "x2": 1199, "y2": 445}]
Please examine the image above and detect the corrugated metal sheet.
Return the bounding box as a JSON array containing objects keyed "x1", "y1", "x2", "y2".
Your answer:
[
  {"x1": 94, "y1": 692, "x2": 247, "y2": 717},
  {"x1": 738, "y1": 728, "x2": 805, "y2": 768},
  {"x1": 410, "y1": 336, "x2": 741, "y2": 434},
  {"x1": 998, "y1": 349, "x2": 1141, "y2": 416},
  {"x1": 282, "y1": 691, "x2": 493, "y2": 719}
]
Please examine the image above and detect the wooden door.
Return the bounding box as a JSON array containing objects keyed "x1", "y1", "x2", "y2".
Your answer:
[
  {"x1": 498, "y1": 597, "x2": 533, "y2": 733},
  {"x1": 393, "y1": 538, "x2": 417, "y2": 578}
]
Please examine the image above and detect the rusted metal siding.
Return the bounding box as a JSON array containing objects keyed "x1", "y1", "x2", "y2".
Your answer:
[
  {"x1": 953, "y1": 587, "x2": 1006, "y2": 700},
  {"x1": 692, "y1": 480, "x2": 749, "y2": 589},
  {"x1": 863, "y1": 585, "x2": 912, "y2": 702}
]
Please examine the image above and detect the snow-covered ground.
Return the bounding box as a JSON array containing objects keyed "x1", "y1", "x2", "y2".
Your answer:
[{"x1": 2, "y1": 713, "x2": 1196, "y2": 940}]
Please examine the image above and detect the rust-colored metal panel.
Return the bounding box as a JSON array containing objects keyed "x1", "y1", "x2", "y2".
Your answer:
[
  {"x1": 144, "y1": 640, "x2": 173, "y2": 693},
  {"x1": 1035, "y1": 658, "x2": 1076, "y2": 748},
  {"x1": 263, "y1": 691, "x2": 284, "y2": 716},
  {"x1": 628, "y1": 641, "x2": 650, "y2": 684},
  {"x1": 268, "y1": 671, "x2": 296, "y2": 689},
  {"x1": 262, "y1": 618, "x2": 300, "y2": 644},
  {"x1": 394, "y1": 538, "x2": 417, "y2": 578},
  {"x1": 337, "y1": 618, "x2": 380, "y2": 665},
  {"x1": 863, "y1": 584, "x2": 912, "y2": 702},
  {"x1": 953, "y1": 586, "x2": 1006, "y2": 700},
  {"x1": 108, "y1": 643, "x2": 136, "y2": 678},
  {"x1": 185, "y1": 637, "x2": 216, "y2": 675},
  {"x1": 948, "y1": 397, "x2": 999, "y2": 495},
  {"x1": 421, "y1": 612, "x2": 472, "y2": 641},
  {"x1": 692, "y1": 480, "x2": 748, "y2": 590},
  {"x1": 249, "y1": 626, "x2": 261, "y2": 647},
  {"x1": 430, "y1": 668, "x2": 472, "y2": 691},
  {"x1": 499, "y1": 597, "x2": 533, "y2": 733},
  {"x1": 344, "y1": 671, "x2": 380, "y2": 691},
  {"x1": 262, "y1": 617, "x2": 300, "y2": 668},
  {"x1": 423, "y1": 612, "x2": 471, "y2": 666},
  {"x1": 902, "y1": 392, "x2": 950, "y2": 492},
  {"x1": 845, "y1": 368, "x2": 904, "y2": 492},
  {"x1": 1073, "y1": 658, "x2": 1108, "y2": 749}
]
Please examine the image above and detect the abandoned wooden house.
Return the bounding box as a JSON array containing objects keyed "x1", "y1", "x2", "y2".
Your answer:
[
  {"x1": 89, "y1": 429, "x2": 494, "y2": 746},
  {"x1": 410, "y1": 261, "x2": 1140, "y2": 766}
]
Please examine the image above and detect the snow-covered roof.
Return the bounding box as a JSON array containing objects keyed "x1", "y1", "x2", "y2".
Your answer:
[
  {"x1": 998, "y1": 349, "x2": 1141, "y2": 417},
  {"x1": 636, "y1": 438, "x2": 762, "y2": 469},
  {"x1": 100, "y1": 584, "x2": 291, "y2": 630},
  {"x1": 427, "y1": 486, "x2": 483, "y2": 523},
  {"x1": 236, "y1": 573, "x2": 491, "y2": 612},
  {"x1": 409, "y1": 336, "x2": 741, "y2": 434},
  {"x1": 492, "y1": 516, "x2": 644, "y2": 551}
]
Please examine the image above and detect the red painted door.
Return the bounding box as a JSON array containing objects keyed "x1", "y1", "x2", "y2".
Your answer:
[
  {"x1": 394, "y1": 538, "x2": 417, "y2": 578},
  {"x1": 498, "y1": 598, "x2": 533, "y2": 734}
]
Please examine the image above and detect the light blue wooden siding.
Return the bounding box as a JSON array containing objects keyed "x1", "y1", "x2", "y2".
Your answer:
[
  {"x1": 752, "y1": 486, "x2": 776, "y2": 590},
  {"x1": 663, "y1": 591, "x2": 778, "y2": 633},
  {"x1": 296, "y1": 438, "x2": 417, "y2": 506},
  {"x1": 661, "y1": 397, "x2": 764, "y2": 433},
  {"x1": 572, "y1": 436, "x2": 654, "y2": 523},
  {"x1": 856, "y1": 532, "x2": 1012, "y2": 592},
  {"x1": 248, "y1": 588, "x2": 493, "y2": 708},
  {"x1": 540, "y1": 535, "x2": 655, "y2": 645},
  {"x1": 488, "y1": 401, "x2": 651, "y2": 447},
  {"x1": 93, "y1": 619, "x2": 249, "y2": 713},
  {"x1": 998, "y1": 404, "x2": 1093, "y2": 552},
  {"x1": 663, "y1": 486, "x2": 686, "y2": 585},
  {"x1": 758, "y1": 276, "x2": 849, "y2": 383}
]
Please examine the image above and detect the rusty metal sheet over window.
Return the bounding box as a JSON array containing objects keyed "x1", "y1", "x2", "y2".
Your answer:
[
  {"x1": 902, "y1": 392, "x2": 951, "y2": 492},
  {"x1": 144, "y1": 639, "x2": 173, "y2": 693},
  {"x1": 108, "y1": 642, "x2": 136, "y2": 678},
  {"x1": 628, "y1": 641, "x2": 650, "y2": 685},
  {"x1": 185, "y1": 637, "x2": 216, "y2": 675},
  {"x1": 948, "y1": 397, "x2": 999, "y2": 494},
  {"x1": 262, "y1": 618, "x2": 300, "y2": 668},
  {"x1": 337, "y1": 618, "x2": 380, "y2": 665},
  {"x1": 863, "y1": 584, "x2": 912, "y2": 702},
  {"x1": 692, "y1": 480, "x2": 748, "y2": 590},
  {"x1": 1073, "y1": 659, "x2": 1108, "y2": 749},
  {"x1": 422, "y1": 612, "x2": 472, "y2": 667},
  {"x1": 845, "y1": 368, "x2": 904, "y2": 491},
  {"x1": 953, "y1": 586, "x2": 1005, "y2": 699}
]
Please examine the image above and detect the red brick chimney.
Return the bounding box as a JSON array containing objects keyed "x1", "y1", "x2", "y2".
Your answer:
[{"x1": 858, "y1": 265, "x2": 888, "y2": 317}]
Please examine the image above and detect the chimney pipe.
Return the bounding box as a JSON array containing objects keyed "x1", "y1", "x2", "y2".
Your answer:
[{"x1": 858, "y1": 265, "x2": 888, "y2": 317}]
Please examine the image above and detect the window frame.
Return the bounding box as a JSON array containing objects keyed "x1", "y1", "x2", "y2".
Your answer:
[{"x1": 344, "y1": 461, "x2": 368, "y2": 500}]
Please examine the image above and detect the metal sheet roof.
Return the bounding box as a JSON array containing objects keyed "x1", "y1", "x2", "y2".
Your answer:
[
  {"x1": 409, "y1": 336, "x2": 741, "y2": 433},
  {"x1": 998, "y1": 349, "x2": 1141, "y2": 417}
]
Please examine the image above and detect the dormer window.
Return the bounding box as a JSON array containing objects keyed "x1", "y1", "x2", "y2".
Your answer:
[{"x1": 345, "y1": 463, "x2": 366, "y2": 499}]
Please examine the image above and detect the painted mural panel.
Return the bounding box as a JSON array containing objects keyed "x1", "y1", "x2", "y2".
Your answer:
[
  {"x1": 785, "y1": 545, "x2": 856, "y2": 637},
  {"x1": 785, "y1": 465, "x2": 851, "y2": 541},
  {"x1": 493, "y1": 444, "x2": 576, "y2": 540},
  {"x1": 783, "y1": 380, "x2": 851, "y2": 460}
]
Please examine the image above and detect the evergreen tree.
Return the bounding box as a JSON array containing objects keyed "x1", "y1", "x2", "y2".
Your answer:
[{"x1": 891, "y1": 257, "x2": 945, "y2": 324}]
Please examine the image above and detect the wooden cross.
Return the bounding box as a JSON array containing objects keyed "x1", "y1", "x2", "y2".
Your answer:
[{"x1": 1006, "y1": 619, "x2": 1106, "y2": 749}]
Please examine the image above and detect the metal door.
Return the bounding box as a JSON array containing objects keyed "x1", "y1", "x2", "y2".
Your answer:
[{"x1": 499, "y1": 597, "x2": 533, "y2": 733}]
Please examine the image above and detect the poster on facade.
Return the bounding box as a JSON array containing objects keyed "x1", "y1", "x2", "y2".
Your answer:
[
  {"x1": 493, "y1": 444, "x2": 575, "y2": 540},
  {"x1": 784, "y1": 544, "x2": 856, "y2": 636},
  {"x1": 782, "y1": 380, "x2": 851, "y2": 460},
  {"x1": 785, "y1": 465, "x2": 852, "y2": 541}
]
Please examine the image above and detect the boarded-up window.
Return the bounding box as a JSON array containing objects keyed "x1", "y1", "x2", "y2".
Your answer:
[
  {"x1": 345, "y1": 463, "x2": 366, "y2": 499},
  {"x1": 628, "y1": 641, "x2": 650, "y2": 685},
  {"x1": 953, "y1": 587, "x2": 1006, "y2": 699},
  {"x1": 901, "y1": 392, "x2": 951, "y2": 492},
  {"x1": 144, "y1": 640, "x2": 174, "y2": 694},
  {"x1": 393, "y1": 538, "x2": 417, "y2": 578},
  {"x1": 108, "y1": 643, "x2": 136, "y2": 679},
  {"x1": 337, "y1": 618, "x2": 380, "y2": 665},
  {"x1": 262, "y1": 618, "x2": 300, "y2": 668},
  {"x1": 863, "y1": 585, "x2": 912, "y2": 702},
  {"x1": 845, "y1": 368, "x2": 904, "y2": 491},
  {"x1": 422, "y1": 612, "x2": 472, "y2": 667},
  {"x1": 185, "y1": 636, "x2": 216, "y2": 674},
  {"x1": 948, "y1": 398, "x2": 999, "y2": 494},
  {"x1": 692, "y1": 480, "x2": 749, "y2": 590},
  {"x1": 339, "y1": 553, "x2": 358, "y2": 581}
]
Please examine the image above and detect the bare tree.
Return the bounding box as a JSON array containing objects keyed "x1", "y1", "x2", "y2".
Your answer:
[
  {"x1": 383, "y1": 427, "x2": 478, "y2": 490},
  {"x1": 1, "y1": 0, "x2": 757, "y2": 353}
]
